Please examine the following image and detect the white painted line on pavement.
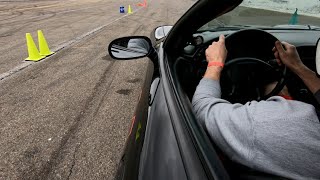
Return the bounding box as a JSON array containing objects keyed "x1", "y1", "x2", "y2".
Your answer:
[{"x1": 0, "y1": 61, "x2": 33, "y2": 81}]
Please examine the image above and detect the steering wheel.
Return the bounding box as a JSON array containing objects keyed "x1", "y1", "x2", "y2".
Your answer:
[{"x1": 221, "y1": 29, "x2": 287, "y2": 103}]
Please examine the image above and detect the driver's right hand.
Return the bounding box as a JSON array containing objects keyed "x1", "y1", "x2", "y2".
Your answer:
[
  {"x1": 273, "y1": 41, "x2": 304, "y2": 72},
  {"x1": 205, "y1": 34, "x2": 228, "y2": 64}
]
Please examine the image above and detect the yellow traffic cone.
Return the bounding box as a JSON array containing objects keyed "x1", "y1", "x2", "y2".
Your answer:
[
  {"x1": 25, "y1": 33, "x2": 45, "y2": 61},
  {"x1": 128, "y1": 5, "x2": 132, "y2": 14},
  {"x1": 38, "y1": 30, "x2": 54, "y2": 56}
]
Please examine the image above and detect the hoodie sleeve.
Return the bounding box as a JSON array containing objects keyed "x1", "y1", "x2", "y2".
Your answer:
[{"x1": 192, "y1": 78, "x2": 255, "y2": 165}]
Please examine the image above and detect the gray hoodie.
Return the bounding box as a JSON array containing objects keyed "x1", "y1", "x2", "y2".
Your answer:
[{"x1": 192, "y1": 78, "x2": 320, "y2": 179}]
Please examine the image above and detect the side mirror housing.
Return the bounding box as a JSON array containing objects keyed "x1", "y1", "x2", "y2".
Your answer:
[
  {"x1": 150, "y1": 25, "x2": 173, "y2": 46},
  {"x1": 108, "y1": 36, "x2": 152, "y2": 60},
  {"x1": 154, "y1": 26, "x2": 173, "y2": 40},
  {"x1": 316, "y1": 38, "x2": 320, "y2": 77}
]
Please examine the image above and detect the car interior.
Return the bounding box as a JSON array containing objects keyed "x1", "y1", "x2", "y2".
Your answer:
[
  {"x1": 174, "y1": 28, "x2": 320, "y2": 108},
  {"x1": 172, "y1": 28, "x2": 320, "y2": 179}
]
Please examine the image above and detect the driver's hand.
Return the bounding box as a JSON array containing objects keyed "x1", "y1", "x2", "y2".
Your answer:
[
  {"x1": 203, "y1": 35, "x2": 227, "y2": 80},
  {"x1": 205, "y1": 35, "x2": 228, "y2": 64},
  {"x1": 273, "y1": 41, "x2": 304, "y2": 72}
]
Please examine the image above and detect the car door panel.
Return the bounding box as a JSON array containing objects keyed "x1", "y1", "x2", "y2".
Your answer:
[
  {"x1": 137, "y1": 44, "x2": 209, "y2": 180},
  {"x1": 139, "y1": 81, "x2": 188, "y2": 180}
]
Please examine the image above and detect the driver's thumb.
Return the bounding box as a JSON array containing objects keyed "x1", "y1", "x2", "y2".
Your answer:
[
  {"x1": 219, "y1": 34, "x2": 225, "y2": 43},
  {"x1": 275, "y1": 41, "x2": 285, "y2": 55}
]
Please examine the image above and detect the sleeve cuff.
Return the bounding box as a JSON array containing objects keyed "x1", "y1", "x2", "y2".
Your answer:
[{"x1": 314, "y1": 89, "x2": 320, "y2": 104}]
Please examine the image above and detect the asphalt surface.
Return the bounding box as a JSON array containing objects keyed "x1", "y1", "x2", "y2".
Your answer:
[{"x1": 0, "y1": 0, "x2": 195, "y2": 179}]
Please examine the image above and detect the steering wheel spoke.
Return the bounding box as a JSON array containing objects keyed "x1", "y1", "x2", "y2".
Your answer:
[{"x1": 221, "y1": 57, "x2": 287, "y2": 103}]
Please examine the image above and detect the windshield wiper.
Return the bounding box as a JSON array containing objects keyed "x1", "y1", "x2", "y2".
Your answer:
[
  {"x1": 272, "y1": 24, "x2": 320, "y2": 30},
  {"x1": 197, "y1": 25, "x2": 249, "y2": 32}
]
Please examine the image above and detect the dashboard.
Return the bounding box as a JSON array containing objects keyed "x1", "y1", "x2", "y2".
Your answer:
[{"x1": 184, "y1": 29, "x2": 320, "y2": 65}]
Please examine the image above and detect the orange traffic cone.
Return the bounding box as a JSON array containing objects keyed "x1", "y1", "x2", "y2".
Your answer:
[
  {"x1": 137, "y1": 0, "x2": 147, "y2": 7},
  {"x1": 25, "y1": 33, "x2": 45, "y2": 61}
]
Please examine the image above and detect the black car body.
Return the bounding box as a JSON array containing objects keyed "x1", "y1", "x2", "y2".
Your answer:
[{"x1": 108, "y1": 0, "x2": 320, "y2": 179}]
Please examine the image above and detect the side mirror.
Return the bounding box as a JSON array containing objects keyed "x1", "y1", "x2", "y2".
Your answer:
[
  {"x1": 108, "y1": 36, "x2": 152, "y2": 60},
  {"x1": 154, "y1": 26, "x2": 173, "y2": 40},
  {"x1": 316, "y1": 38, "x2": 320, "y2": 76}
]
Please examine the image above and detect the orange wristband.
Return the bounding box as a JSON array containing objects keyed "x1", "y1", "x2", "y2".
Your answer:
[
  {"x1": 279, "y1": 95, "x2": 293, "y2": 100},
  {"x1": 208, "y1": 61, "x2": 224, "y2": 67}
]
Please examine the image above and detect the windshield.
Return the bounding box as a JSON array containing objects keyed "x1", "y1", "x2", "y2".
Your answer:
[{"x1": 199, "y1": 0, "x2": 320, "y2": 31}]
